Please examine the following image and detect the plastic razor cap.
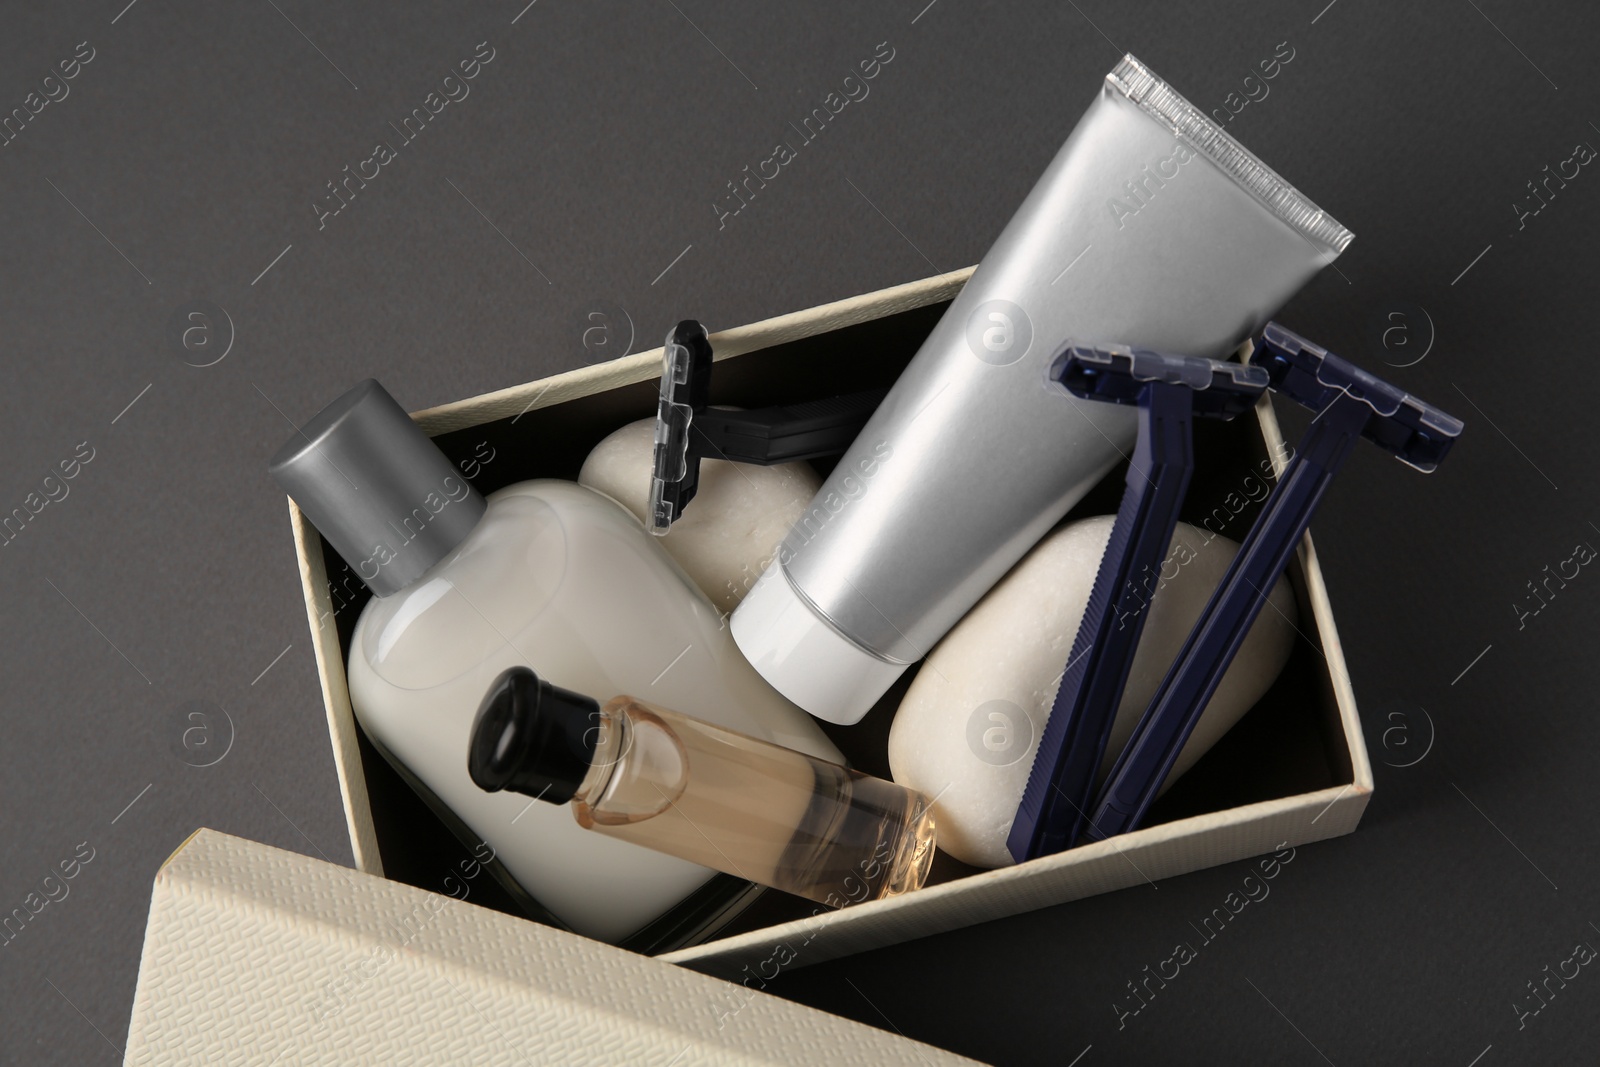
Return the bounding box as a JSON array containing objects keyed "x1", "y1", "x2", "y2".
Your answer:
[{"x1": 731, "y1": 563, "x2": 909, "y2": 726}]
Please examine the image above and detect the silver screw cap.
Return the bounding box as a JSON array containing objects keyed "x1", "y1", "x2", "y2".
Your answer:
[{"x1": 269, "y1": 379, "x2": 487, "y2": 597}]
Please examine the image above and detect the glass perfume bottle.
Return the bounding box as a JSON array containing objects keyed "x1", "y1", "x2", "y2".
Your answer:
[
  {"x1": 469, "y1": 667, "x2": 938, "y2": 907},
  {"x1": 269, "y1": 380, "x2": 845, "y2": 950}
]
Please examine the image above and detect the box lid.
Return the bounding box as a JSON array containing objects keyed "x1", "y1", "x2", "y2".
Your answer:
[{"x1": 124, "y1": 829, "x2": 980, "y2": 1065}]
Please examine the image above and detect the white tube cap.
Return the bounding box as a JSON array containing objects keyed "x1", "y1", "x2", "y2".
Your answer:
[{"x1": 731, "y1": 563, "x2": 909, "y2": 725}]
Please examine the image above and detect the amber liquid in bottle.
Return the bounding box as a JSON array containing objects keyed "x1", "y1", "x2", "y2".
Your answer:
[{"x1": 572, "y1": 698, "x2": 936, "y2": 906}]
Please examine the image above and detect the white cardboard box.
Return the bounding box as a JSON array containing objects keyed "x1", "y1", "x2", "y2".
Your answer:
[{"x1": 127, "y1": 268, "x2": 1372, "y2": 1063}]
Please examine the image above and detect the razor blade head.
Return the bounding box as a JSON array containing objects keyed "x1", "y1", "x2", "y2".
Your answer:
[
  {"x1": 648, "y1": 320, "x2": 714, "y2": 535},
  {"x1": 1255, "y1": 322, "x2": 1464, "y2": 473},
  {"x1": 1055, "y1": 344, "x2": 1270, "y2": 419}
]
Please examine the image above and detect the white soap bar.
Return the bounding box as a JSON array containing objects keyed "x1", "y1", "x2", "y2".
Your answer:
[
  {"x1": 887, "y1": 515, "x2": 1298, "y2": 869},
  {"x1": 578, "y1": 416, "x2": 822, "y2": 614}
]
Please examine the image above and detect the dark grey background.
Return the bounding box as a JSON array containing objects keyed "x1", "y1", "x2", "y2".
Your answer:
[{"x1": 1, "y1": 0, "x2": 1594, "y2": 1063}]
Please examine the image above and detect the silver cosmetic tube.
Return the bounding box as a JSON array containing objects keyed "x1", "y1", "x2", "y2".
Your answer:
[{"x1": 732, "y1": 55, "x2": 1353, "y2": 724}]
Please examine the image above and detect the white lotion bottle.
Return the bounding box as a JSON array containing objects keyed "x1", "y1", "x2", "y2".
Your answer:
[{"x1": 270, "y1": 380, "x2": 844, "y2": 948}]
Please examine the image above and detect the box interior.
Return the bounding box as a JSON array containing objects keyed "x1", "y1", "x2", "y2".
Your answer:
[{"x1": 315, "y1": 301, "x2": 1354, "y2": 948}]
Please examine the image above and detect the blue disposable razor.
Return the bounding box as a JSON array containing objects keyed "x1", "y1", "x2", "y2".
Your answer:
[
  {"x1": 1081, "y1": 323, "x2": 1464, "y2": 842},
  {"x1": 1008, "y1": 345, "x2": 1270, "y2": 863},
  {"x1": 649, "y1": 320, "x2": 885, "y2": 534}
]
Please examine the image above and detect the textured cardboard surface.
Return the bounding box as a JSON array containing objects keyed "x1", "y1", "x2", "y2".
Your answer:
[{"x1": 125, "y1": 830, "x2": 978, "y2": 1066}]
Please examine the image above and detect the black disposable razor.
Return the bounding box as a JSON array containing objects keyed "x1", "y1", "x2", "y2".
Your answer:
[
  {"x1": 1009, "y1": 345, "x2": 1270, "y2": 863},
  {"x1": 1083, "y1": 323, "x2": 1464, "y2": 842},
  {"x1": 647, "y1": 320, "x2": 885, "y2": 534}
]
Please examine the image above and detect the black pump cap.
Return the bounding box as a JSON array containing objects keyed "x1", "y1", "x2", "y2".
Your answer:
[{"x1": 468, "y1": 666, "x2": 601, "y2": 804}]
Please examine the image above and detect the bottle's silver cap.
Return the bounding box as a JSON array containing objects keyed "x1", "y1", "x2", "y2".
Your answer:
[{"x1": 269, "y1": 379, "x2": 487, "y2": 598}]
